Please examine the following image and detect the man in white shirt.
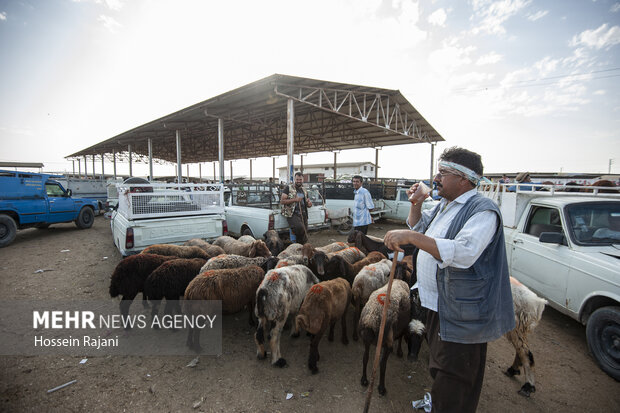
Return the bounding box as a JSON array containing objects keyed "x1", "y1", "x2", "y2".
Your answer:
[
  {"x1": 384, "y1": 147, "x2": 514, "y2": 413},
  {"x1": 352, "y1": 175, "x2": 374, "y2": 234}
]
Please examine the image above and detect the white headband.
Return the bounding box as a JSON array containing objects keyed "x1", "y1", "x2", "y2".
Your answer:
[{"x1": 439, "y1": 161, "x2": 491, "y2": 185}]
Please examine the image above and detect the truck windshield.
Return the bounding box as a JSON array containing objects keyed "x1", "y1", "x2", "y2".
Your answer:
[
  {"x1": 45, "y1": 183, "x2": 66, "y2": 197},
  {"x1": 566, "y1": 202, "x2": 620, "y2": 245}
]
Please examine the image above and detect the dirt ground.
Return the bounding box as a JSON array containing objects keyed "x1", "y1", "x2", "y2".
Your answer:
[{"x1": 0, "y1": 216, "x2": 618, "y2": 413}]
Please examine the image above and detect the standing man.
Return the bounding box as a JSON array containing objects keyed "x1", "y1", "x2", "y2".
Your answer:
[
  {"x1": 383, "y1": 147, "x2": 514, "y2": 413},
  {"x1": 280, "y1": 172, "x2": 312, "y2": 244},
  {"x1": 352, "y1": 175, "x2": 374, "y2": 234}
]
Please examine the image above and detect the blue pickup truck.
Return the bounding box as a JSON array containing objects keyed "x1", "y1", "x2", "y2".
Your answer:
[{"x1": 0, "y1": 170, "x2": 100, "y2": 247}]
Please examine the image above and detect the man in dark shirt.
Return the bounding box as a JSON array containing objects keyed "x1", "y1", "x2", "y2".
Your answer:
[{"x1": 280, "y1": 172, "x2": 312, "y2": 244}]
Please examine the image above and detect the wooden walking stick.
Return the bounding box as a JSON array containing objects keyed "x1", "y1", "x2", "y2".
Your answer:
[{"x1": 363, "y1": 251, "x2": 401, "y2": 413}]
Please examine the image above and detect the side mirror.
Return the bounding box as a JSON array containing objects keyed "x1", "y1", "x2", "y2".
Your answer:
[
  {"x1": 66, "y1": 189, "x2": 72, "y2": 197},
  {"x1": 539, "y1": 232, "x2": 565, "y2": 245}
]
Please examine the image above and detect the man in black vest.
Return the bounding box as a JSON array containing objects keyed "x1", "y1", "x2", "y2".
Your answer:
[
  {"x1": 384, "y1": 147, "x2": 514, "y2": 413},
  {"x1": 280, "y1": 172, "x2": 313, "y2": 244}
]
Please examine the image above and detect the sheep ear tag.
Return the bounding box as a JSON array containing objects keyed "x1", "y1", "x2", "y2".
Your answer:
[
  {"x1": 377, "y1": 293, "x2": 386, "y2": 306},
  {"x1": 310, "y1": 284, "x2": 323, "y2": 294}
]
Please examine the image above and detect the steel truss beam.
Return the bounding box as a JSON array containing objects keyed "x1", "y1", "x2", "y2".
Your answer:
[{"x1": 273, "y1": 83, "x2": 428, "y2": 142}]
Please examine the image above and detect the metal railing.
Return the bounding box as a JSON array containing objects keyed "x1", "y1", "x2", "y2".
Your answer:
[{"x1": 116, "y1": 183, "x2": 225, "y2": 220}]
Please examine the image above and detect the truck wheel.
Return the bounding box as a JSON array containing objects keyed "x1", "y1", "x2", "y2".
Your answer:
[
  {"x1": 586, "y1": 306, "x2": 620, "y2": 381},
  {"x1": 337, "y1": 217, "x2": 353, "y2": 235},
  {"x1": 242, "y1": 227, "x2": 254, "y2": 237},
  {"x1": 0, "y1": 214, "x2": 17, "y2": 248},
  {"x1": 75, "y1": 207, "x2": 95, "y2": 229}
]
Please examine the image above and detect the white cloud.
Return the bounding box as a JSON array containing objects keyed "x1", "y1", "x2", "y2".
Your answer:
[
  {"x1": 593, "y1": 89, "x2": 606, "y2": 95},
  {"x1": 533, "y1": 56, "x2": 559, "y2": 76},
  {"x1": 428, "y1": 39, "x2": 476, "y2": 73},
  {"x1": 570, "y1": 23, "x2": 620, "y2": 50},
  {"x1": 428, "y1": 8, "x2": 447, "y2": 26},
  {"x1": 527, "y1": 10, "x2": 548, "y2": 21},
  {"x1": 103, "y1": 0, "x2": 124, "y2": 11},
  {"x1": 0, "y1": 12, "x2": 6, "y2": 21},
  {"x1": 72, "y1": 0, "x2": 125, "y2": 11},
  {"x1": 471, "y1": 0, "x2": 532, "y2": 35},
  {"x1": 476, "y1": 51, "x2": 502, "y2": 65},
  {"x1": 611, "y1": 3, "x2": 620, "y2": 12},
  {"x1": 98, "y1": 15, "x2": 121, "y2": 33}
]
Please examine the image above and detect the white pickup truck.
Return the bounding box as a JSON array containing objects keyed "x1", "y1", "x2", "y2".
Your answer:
[
  {"x1": 109, "y1": 182, "x2": 226, "y2": 256},
  {"x1": 480, "y1": 183, "x2": 620, "y2": 380},
  {"x1": 223, "y1": 184, "x2": 327, "y2": 238},
  {"x1": 325, "y1": 185, "x2": 437, "y2": 233}
]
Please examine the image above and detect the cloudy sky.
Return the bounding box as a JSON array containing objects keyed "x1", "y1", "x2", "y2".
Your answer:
[{"x1": 1, "y1": 0, "x2": 619, "y2": 180}]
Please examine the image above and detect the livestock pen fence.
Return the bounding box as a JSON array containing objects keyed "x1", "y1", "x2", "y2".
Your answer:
[{"x1": 116, "y1": 183, "x2": 225, "y2": 220}]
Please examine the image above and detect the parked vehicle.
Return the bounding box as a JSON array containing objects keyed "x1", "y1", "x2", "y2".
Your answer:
[
  {"x1": 479, "y1": 182, "x2": 620, "y2": 380},
  {"x1": 324, "y1": 183, "x2": 437, "y2": 233},
  {"x1": 109, "y1": 181, "x2": 226, "y2": 256},
  {"x1": 223, "y1": 184, "x2": 328, "y2": 238},
  {"x1": 55, "y1": 176, "x2": 107, "y2": 209},
  {"x1": 0, "y1": 169, "x2": 100, "y2": 247}
]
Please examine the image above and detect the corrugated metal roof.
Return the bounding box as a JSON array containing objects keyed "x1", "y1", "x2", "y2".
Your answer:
[{"x1": 67, "y1": 74, "x2": 444, "y2": 163}]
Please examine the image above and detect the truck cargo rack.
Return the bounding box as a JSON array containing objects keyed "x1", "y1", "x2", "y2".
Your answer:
[{"x1": 116, "y1": 183, "x2": 225, "y2": 220}]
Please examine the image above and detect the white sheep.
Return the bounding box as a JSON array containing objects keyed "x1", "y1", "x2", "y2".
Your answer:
[
  {"x1": 350, "y1": 258, "x2": 393, "y2": 340},
  {"x1": 254, "y1": 264, "x2": 319, "y2": 367},
  {"x1": 504, "y1": 277, "x2": 547, "y2": 397}
]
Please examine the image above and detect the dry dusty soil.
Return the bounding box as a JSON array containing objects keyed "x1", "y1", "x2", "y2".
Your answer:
[{"x1": 0, "y1": 216, "x2": 618, "y2": 413}]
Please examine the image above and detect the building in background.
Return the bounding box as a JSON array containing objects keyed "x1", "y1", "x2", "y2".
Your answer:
[{"x1": 277, "y1": 162, "x2": 376, "y2": 183}]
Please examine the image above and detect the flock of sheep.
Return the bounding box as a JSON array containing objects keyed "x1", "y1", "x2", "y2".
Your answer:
[{"x1": 108, "y1": 230, "x2": 547, "y2": 398}]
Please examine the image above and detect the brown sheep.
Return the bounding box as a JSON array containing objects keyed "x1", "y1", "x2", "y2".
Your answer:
[
  {"x1": 213, "y1": 235, "x2": 271, "y2": 258},
  {"x1": 183, "y1": 238, "x2": 226, "y2": 257},
  {"x1": 295, "y1": 278, "x2": 352, "y2": 374},
  {"x1": 184, "y1": 265, "x2": 265, "y2": 352},
  {"x1": 359, "y1": 279, "x2": 412, "y2": 396},
  {"x1": 141, "y1": 244, "x2": 210, "y2": 260}
]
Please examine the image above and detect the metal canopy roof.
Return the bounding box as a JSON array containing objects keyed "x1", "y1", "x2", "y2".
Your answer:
[{"x1": 68, "y1": 74, "x2": 444, "y2": 164}]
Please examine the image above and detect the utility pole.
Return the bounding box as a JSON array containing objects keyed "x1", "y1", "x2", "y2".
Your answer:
[{"x1": 609, "y1": 159, "x2": 614, "y2": 174}]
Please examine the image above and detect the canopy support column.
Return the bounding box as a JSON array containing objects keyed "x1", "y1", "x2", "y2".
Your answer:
[
  {"x1": 101, "y1": 154, "x2": 105, "y2": 180},
  {"x1": 375, "y1": 148, "x2": 379, "y2": 181},
  {"x1": 229, "y1": 161, "x2": 233, "y2": 181},
  {"x1": 300, "y1": 155, "x2": 304, "y2": 176},
  {"x1": 83, "y1": 156, "x2": 87, "y2": 178},
  {"x1": 175, "y1": 130, "x2": 182, "y2": 184},
  {"x1": 272, "y1": 157, "x2": 276, "y2": 181},
  {"x1": 78, "y1": 159, "x2": 81, "y2": 177},
  {"x1": 213, "y1": 162, "x2": 216, "y2": 181},
  {"x1": 333, "y1": 152, "x2": 337, "y2": 180},
  {"x1": 112, "y1": 150, "x2": 117, "y2": 180},
  {"x1": 128, "y1": 145, "x2": 133, "y2": 177},
  {"x1": 148, "y1": 138, "x2": 153, "y2": 181},
  {"x1": 286, "y1": 99, "x2": 294, "y2": 183},
  {"x1": 218, "y1": 119, "x2": 224, "y2": 184},
  {"x1": 199, "y1": 163, "x2": 202, "y2": 182},
  {"x1": 249, "y1": 159, "x2": 253, "y2": 181},
  {"x1": 72, "y1": 160, "x2": 75, "y2": 176},
  {"x1": 430, "y1": 142, "x2": 435, "y2": 185},
  {"x1": 92, "y1": 155, "x2": 95, "y2": 179}
]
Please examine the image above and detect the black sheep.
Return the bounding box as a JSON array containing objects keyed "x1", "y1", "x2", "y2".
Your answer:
[
  {"x1": 143, "y1": 258, "x2": 207, "y2": 324},
  {"x1": 109, "y1": 253, "x2": 176, "y2": 322}
]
